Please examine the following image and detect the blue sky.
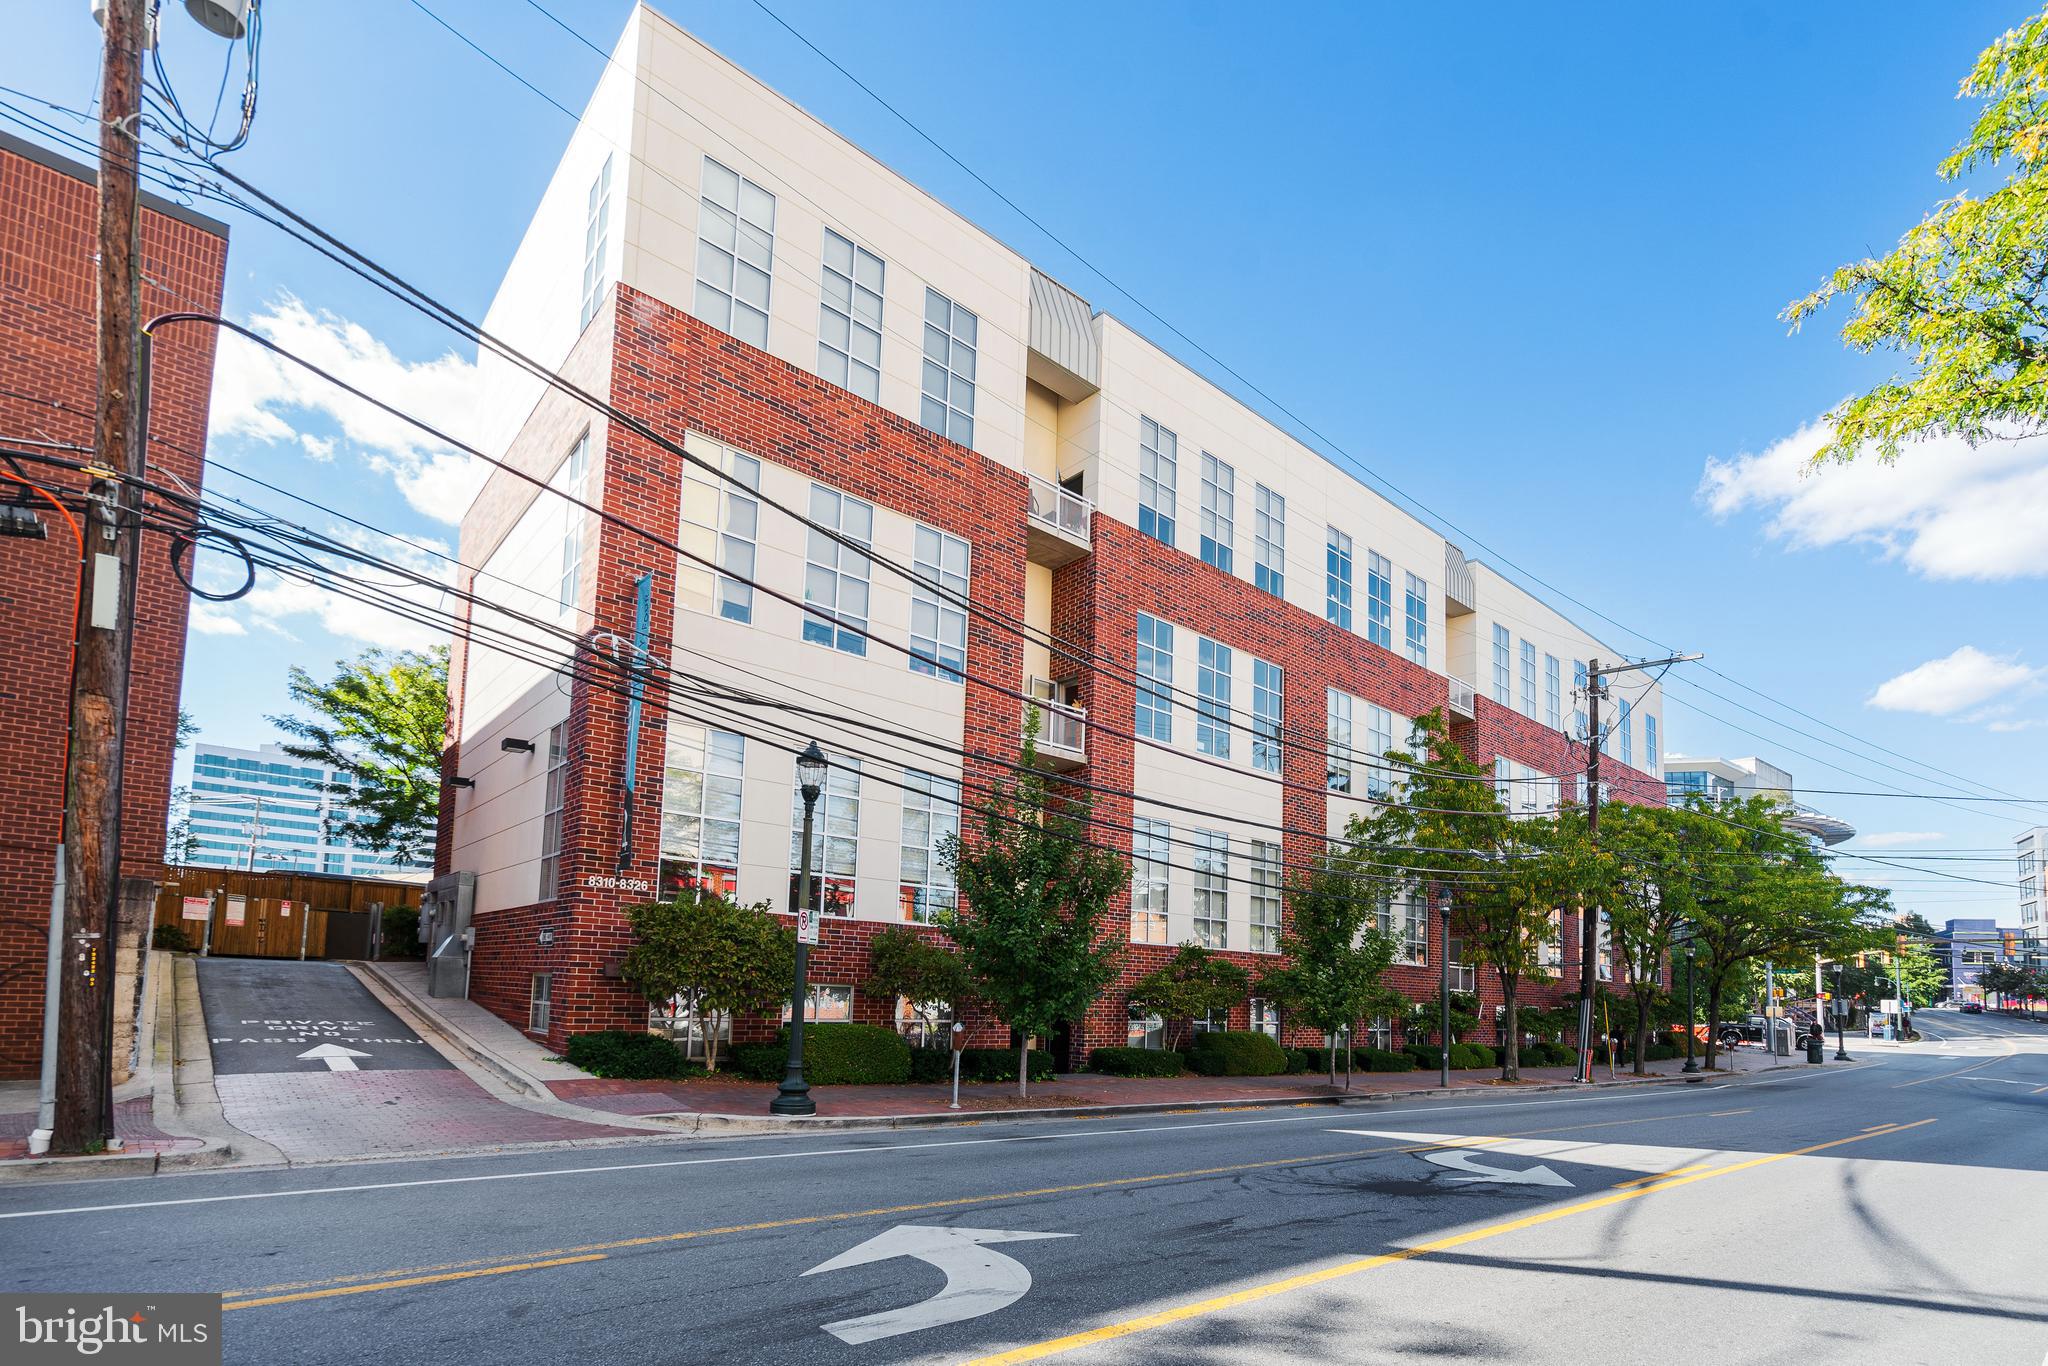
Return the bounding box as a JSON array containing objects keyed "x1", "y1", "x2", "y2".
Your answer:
[{"x1": 6, "y1": 1, "x2": 2043, "y2": 921}]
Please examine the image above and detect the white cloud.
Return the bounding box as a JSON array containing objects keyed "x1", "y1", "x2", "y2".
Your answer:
[
  {"x1": 1699, "y1": 416, "x2": 2048, "y2": 580},
  {"x1": 188, "y1": 603, "x2": 247, "y2": 636},
  {"x1": 219, "y1": 524, "x2": 459, "y2": 654},
  {"x1": 1855, "y1": 831, "x2": 1945, "y2": 849},
  {"x1": 209, "y1": 294, "x2": 486, "y2": 522},
  {"x1": 1867, "y1": 646, "x2": 2045, "y2": 717}
]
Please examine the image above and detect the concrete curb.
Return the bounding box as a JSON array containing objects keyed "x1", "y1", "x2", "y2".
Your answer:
[{"x1": 160, "y1": 954, "x2": 280, "y2": 1169}]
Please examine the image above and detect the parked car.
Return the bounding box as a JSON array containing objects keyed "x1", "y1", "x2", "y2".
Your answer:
[
  {"x1": 1716, "y1": 1017, "x2": 1768, "y2": 1048},
  {"x1": 1961, "y1": 1001, "x2": 1984, "y2": 1014}
]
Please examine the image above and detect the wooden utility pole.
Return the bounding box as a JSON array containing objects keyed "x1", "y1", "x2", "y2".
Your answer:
[
  {"x1": 1575, "y1": 660, "x2": 1603, "y2": 1084},
  {"x1": 53, "y1": 0, "x2": 148, "y2": 1153}
]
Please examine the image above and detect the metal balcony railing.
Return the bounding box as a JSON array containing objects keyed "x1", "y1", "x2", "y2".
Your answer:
[
  {"x1": 1026, "y1": 698, "x2": 1087, "y2": 770},
  {"x1": 1447, "y1": 676, "x2": 1476, "y2": 719},
  {"x1": 1025, "y1": 471, "x2": 1092, "y2": 566}
]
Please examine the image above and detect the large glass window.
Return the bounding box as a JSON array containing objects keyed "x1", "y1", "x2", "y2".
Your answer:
[
  {"x1": 819, "y1": 228, "x2": 884, "y2": 401},
  {"x1": 1520, "y1": 640, "x2": 1537, "y2": 718},
  {"x1": 898, "y1": 770, "x2": 959, "y2": 923},
  {"x1": 557, "y1": 432, "x2": 590, "y2": 616},
  {"x1": 802, "y1": 485, "x2": 874, "y2": 655},
  {"x1": 1376, "y1": 894, "x2": 1427, "y2": 965},
  {"x1": 1619, "y1": 699, "x2": 1634, "y2": 768},
  {"x1": 1128, "y1": 1006, "x2": 1165, "y2": 1049},
  {"x1": 579, "y1": 155, "x2": 612, "y2": 330},
  {"x1": 694, "y1": 157, "x2": 774, "y2": 347},
  {"x1": 1135, "y1": 613, "x2": 1174, "y2": 742},
  {"x1": 1645, "y1": 713, "x2": 1659, "y2": 774},
  {"x1": 1253, "y1": 485, "x2": 1285, "y2": 597},
  {"x1": 1573, "y1": 659, "x2": 1589, "y2": 741},
  {"x1": 1250, "y1": 997, "x2": 1280, "y2": 1038},
  {"x1": 1325, "y1": 528, "x2": 1354, "y2": 629},
  {"x1": 1196, "y1": 637, "x2": 1233, "y2": 759},
  {"x1": 1192, "y1": 831, "x2": 1229, "y2": 948},
  {"x1": 1199, "y1": 452, "x2": 1235, "y2": 572},
  {"x1": 790, "y1": 757, "x2": 860, "y2": 916},
  {"x1": 678, "y1": 443, "x2": 760, "y2": 624},
  {"x1": 1326, "y1": 688, "x2": 1354, "y2": 793},
  {"x1": 1544, "y1": 653, "x2": 1562, "y2": 732},
  {"x1": 658, "y1": 725, "x2": 744, "y2": 900},
  {"x1": 1366, "y1": 703, "x2": 1396, "y2": 800},
  {"x1": 783, "y1": 985, "x2": 854, "y2": 1025},
  {"x1": 1250, "y1": 841, "x2": 1282, "y2": 953},
  {"x1": 1139, "y1": 417, "x2": 1178, "y2": 547},
  {"x1": 920, "y1": 289, "x2": 977, "y2": 448},
  {"x1": 538, "y1": 722, "x2": 568, "y2": 899},
  {"x1": 1492, "y1": 624, "x2": 1512, "y2": 705},
  {"x1": 1131, "y1": 817, "x2": 1171, "y2": 943},
  {"x1": 1404, "y1": 573, "x2": 1428, "y2": 667},
  {"x1": 1251, "y1": 657, "x2": 1282, "y2": 774},
  {"x1": 909, "y1": 525, "x2": 970, "y2": 682},
  {"x1": 1366, "y1": 551, "x2": 1394, "y2": 650}
]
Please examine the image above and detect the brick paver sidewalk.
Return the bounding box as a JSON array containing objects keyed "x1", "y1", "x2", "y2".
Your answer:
[
  {"x1": 0, "y1": 1098, "x2": 201, "y2": 1160},
  {"x1": 549, "y1": 1049, "x2": 1785, "y2": 1120}
]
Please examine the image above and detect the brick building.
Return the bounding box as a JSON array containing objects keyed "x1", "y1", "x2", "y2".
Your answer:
[
  {"x1": 439, "y1": 6, "x2": 1665, "y2": 1063},
  {"x1": 0, "y1": 131, "x2": 228, "y2": 1078}
]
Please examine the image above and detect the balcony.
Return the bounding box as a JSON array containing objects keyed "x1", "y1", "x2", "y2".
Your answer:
[
  {"x1": 1026, "y1": 471, "x2": 1092, "y2": 568},
  {"x1": 1026, "y1": 685, "x2": 1087, "y2": 772},
  {"x1": 1447, "y1": 675, "x2": 1476, "y2": 719}
]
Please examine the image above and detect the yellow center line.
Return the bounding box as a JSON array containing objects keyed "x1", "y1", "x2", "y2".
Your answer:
[
  {"x1": 214, "y1": 1105, "x2": 1775, "y2": 1308},
  {"x1": 1609, "y1": 1165, "x2": 1713, "y2": 1188},
  {"x1": 963, "y1": 1118, "x2": 1937, "y2": 1365}
]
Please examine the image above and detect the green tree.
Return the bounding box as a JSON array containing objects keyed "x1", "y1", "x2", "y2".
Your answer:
[
  {"x1": 164, "y1": 709, "x2": 201, "y2": 864},
  {"x1": 862, "y1": 927, "x2": 974, "y2": 1042},
  {"x1": 619, "y1": 886, "x2": 794, "y2": 1073},
  {"x1": 942, "y1": 729, "x2": 1126, "y2": 1098},
  {"x1": 1128, "y1": 943, "x2": 1252, "y2": 1052},
  {"x1": 1602, "y1": 802, "x2": 1696, "y2": 1075},
  {"x1": 1786, "y1": 7, "x2": 2048, "y2": 463},
  {"x1": 1256, "y1": 848, "x2": 1400, "y2": 1085},
  {"x1": 270, "y1": 646, "x2": 448, "y2": 866}
]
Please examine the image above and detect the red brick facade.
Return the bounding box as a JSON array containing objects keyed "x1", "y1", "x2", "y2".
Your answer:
[
  {"x1": 0, "y1": 133, "x2": 228, "y2": 1076},
  {"x1": 454, "y1": 283, "x2": 1663, "y2": 1061}
]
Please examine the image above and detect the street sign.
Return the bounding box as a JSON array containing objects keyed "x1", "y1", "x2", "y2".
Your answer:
[
  {"x1": 796, "y1": 902, "x2": 819, "y2": 945},
  {"x1": 180, "y1": 895, "x2": 210, "y2": 921},
  {"x1": 225, "y1": 894, "x2": 246, "y2": 927}
]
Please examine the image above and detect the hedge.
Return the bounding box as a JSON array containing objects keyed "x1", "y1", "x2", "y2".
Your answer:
[
  {"x1": 1362, "y1": 1048, "x2": 1416, "y2": 1072},
  {"x1": 563, "y1": 1031, "x2": 702, "y2": 1080},
  {"x1": 1090, "y1": 1047, "x2": 1186, "y2": 1077},
  {"x1": 1406, "y1": 1043, "x2": 1493, "y2": 1070},
  {"x1": 957, "y1": 1047, "x2": 1056, "y2": 1083},
  {"x1": 1185, "y1": 1030, "x2": 1288, "y2": 1077},
  {"x1": 727, "y1": 1024, "x2": 912, "y2": 1085}
]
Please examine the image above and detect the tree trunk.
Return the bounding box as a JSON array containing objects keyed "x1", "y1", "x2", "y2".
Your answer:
[
  {"x1": 1632, "y1": 993, "x2": 1650, "y2": 1077},
  {"x1": 1704, "y1": 979, "x2": 1725, "y2": 1071},
  {"x1": 1501, "y1": 979, "x2": 1519, "y2": 1082},
  {"x1": 1017, "y1": 1037, "x2": 1030, "y2": 1099},
  {"x1": 1328, "y1": 1035, "x2": 1337, "y2": 1087}
]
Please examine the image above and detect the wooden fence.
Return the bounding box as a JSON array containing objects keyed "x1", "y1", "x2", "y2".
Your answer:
[{"x1": 153, "y1": 865, "x2": 425, "y2": 960}]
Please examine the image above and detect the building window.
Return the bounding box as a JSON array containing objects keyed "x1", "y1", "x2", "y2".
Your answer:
[
  {"x1": 894, "y1": 996, "x2": 953, "y2": 1047},
  {"x1": 557, "y1": 432, "x2": 590, "y2": 615},
  {"x1": 678, "y1": 443, "x2": 760, "y2": 624},
  {"x1": 899, "y1": 770, "x2": 959, "y2": 923},
  {"x1": 695, "y1": 156, "x2": 775, "y2": 347},
  {"x1": 783, "y1": 984, "x2": 854, "y2": 1024},
  {"x1": 1544, "y1": 653, "x2": 1562, "y2": 732},
  {"x1": 1645, "y1": 714, "x2": 1658, "y2": 774},
  {"x1": 1196, "y1": 637, "x2": 1233, "y2": 759},
  {"x1": 1128, "y1": 1007, "x2": 1166, "y2": 1050},
  {"x1": 1366, "y1": 704, "x2": 1396, "y2": 800},
  {"x1": 1249, "y1": 998, "x2": 1279, "y2": 1038},
  {"x1": 528, "y1": 973, "x2": 551, "y2": 1033},
  {"x1": 1364, "y1": 552, "x2": 1395, "y2": 652},
  {"x1": 1139, "y1": 416, "x2": 1178, "y2": 547},
  {"x1": 1326, "y1": 688, "x2": 1354, "y2": 793},
  {"x1": 1325, "y1": 528, "x2": 1354, "y2": 629},
  {"x1": 909, "y1": 525, "x2": 970, "y2": 681},
  {"x1": 819, "y1": 228, "x2": 883, "y2": 401},
  {"x1": 1192, "y1": 831, "x2": 1229, "y2": 949},
  {"x1": 1573, "y1": 660, "x2": 1588, "y2": 741},
  {"x1": 653, "y1": 997, "x2": 730, "y2": 1061},
  {"x1": 1619, "y1": 699, "x2": 1634, "y2": 768},
  {"x1": 658, "y1": 726, "x2": 743, "y2": 900},
  {"x1": 790, "y1": 756, "x2": 860, "y2": 916},
  {"x1": 1131, "y1": 817, "x2": 1171, "y2": 944},
  {"x1": 1404, "y1": 573, "x2": 1428, "y2": 667},
  {"x1": 802, "y1": 484, "x2": 874, "y2": 655},
  {"x1": 1199, "y1": 452, "x2": 1235, "y2": 572},
  {"x1": 1491, "y1": 624, "x2": 1511, "y2": 705},
  {"x1": 1251, "y1": 657, "x2": 1283, "y2": 774},
  {"x1": 1135, "y1": 613, "x2": 1174, "y2": 742},
  {"x1": 1250, "y1": 841, "x2": 1282, "y2": 953},
  {"x1": 1190, "y1": 1007, "x2": 1230, "y2": 1037},
  {"x1": 537, "y1": 722, "x2": 568, "y2": 899},
  {"x1": 920, "y1": 288, "x2": 977, "y2": 448},
  {"x1": 1253, "y1": 485, "x2": 1285, "y2": 597},
  {"x1": 1447, "y1": 935, "x2": 1477, "y2": 993},
  {"x1": 579, "y1": 155, "x2": 612, "y2": 330},
  {"x1": 1519, "y1": 640, "x2": 1537, "y2": 719}
]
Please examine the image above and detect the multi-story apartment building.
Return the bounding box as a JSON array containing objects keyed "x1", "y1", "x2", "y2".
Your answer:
[
  {"x1": 186, "y1": 743, "x2": 429, "y2": 880},
  {"x1": 2018, "y1": 827, "x2": 2042, "y2": 937},
  {"x1": 0, "y1": 131, "x2": 227, "y2": 1079},
  {"x1": 436, "y1": 6, "x2": 1666, "y2": 1060},
  {"x1": 1662, "y1": 754, "x2": 1855, "y2": 846}
]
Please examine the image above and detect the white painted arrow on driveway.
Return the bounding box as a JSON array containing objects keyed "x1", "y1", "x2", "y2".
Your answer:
[
  {"x1": 801, "y1": 1224, "x2": 1072, "y2": 1344},
  {"x1": 1414, "y1": 1148, "x2": 1574, "y2": 1186},
  {"x1": 298, "y1": 1044, "x2": 370, "y2": 1072}
]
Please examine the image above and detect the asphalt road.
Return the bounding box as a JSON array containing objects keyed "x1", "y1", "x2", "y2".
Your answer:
[
  {"x1": 3, "y1": 1009, "x2": 2044, "y2": 1365},
  {"x1": 197, "y1": 959, "x2": 447, "y2": 1074}
]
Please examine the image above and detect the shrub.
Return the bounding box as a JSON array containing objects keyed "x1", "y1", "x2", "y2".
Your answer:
[
  {"x1": 1455, "y1": 1043, "x2": 1496, "y2": 1070},
  {"x1": 151, "y1": 922, "x2": 194, "y2": 952},
  {"x1": 1185, "y1": 1030, "x2": 1288, "y2": 1077},
  {"x1": 791, "y1": 1022, "x2": 912, "y2": 1085},
  {"x1": 909, "y1": 1045, "x2": 953, "y2": 1083},
  {"x1": 1361, "y1": 1048, "x2": 1416, "y2": 1072},
  {"x1": 1090, "y1": 1047, "x2": 1186, "y2": 1077},
  {"x1": 959, "y1": 1047, "x2": 1056, "y2": 1083},
  {"x1": 1407, "y1": 1045, "x2": 1443, "y2": 1070},
  {"x1": 1282, "y1": 1048, "x2": 1315, "y2": 1074},
  {"x1": 1645, "y1": 1041, "x2": 1682, "y2": 1062},
  {"x1": 563, "y1": 1031, "x2": 701, "y2": 1080},
  {"x1": 380, "y1": 905, "x2": 422, "y2": 959},
  {"x1": 731, "y1": 1041, "x2": 785, "y2": 1081}
]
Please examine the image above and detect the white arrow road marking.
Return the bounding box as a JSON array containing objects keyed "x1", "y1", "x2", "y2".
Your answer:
[
  {"x1": 298, "y1": 1044, "x2": 371, "y2": 1072},
  {"x1": 1415, "y1": 1148, "x2": 1574, "y2": 1186},
  {"x1": 801, "y1": 1224, "x2": 1072, "y2": 1344},
  {"x1": 1333, "y1": 1129, "x2": 1772, "y2": 1180}
]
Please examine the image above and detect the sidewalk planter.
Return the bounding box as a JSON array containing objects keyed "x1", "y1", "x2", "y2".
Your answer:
[
  {"x1": 1090, "y1": 1047, "x2": 1187, "y2": 1077},
  {"x1": 562, "y1": 1031, "x2": 703, "y2": 1080},
  {"x1": 1185, "y1": 1031, "x2": 1288, "y2": 1077}
]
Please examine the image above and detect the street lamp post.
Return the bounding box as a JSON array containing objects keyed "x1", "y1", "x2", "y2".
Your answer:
[
  {"x1": 1833, "y1": 961, "x2": 1851, "y2": 1061},
  {"x1": 1681, "y1": 943, "x2": 1700, "y2": 1074},
  {"x1": 772, "y1": 742, "x2": 828, "y2": 1117}
]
